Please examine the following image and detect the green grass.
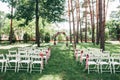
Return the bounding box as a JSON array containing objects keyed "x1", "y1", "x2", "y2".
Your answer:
[{"x1": 0, "y1": 42, "x2": 120, "y2": 80}]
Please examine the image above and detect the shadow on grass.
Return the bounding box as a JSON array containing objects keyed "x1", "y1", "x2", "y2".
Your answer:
[{"x1": 0, "y1": 43, "x2": 120, "y2": 80}]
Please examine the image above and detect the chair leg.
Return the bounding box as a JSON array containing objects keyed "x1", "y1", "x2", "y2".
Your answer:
[
  {"x1": 1, "y1": 62, "x2": 4, "y2": 72},
  {"x1": 88, "y1": 65, "x2": 89, "y2": 74},
  {"x1": 100, "y1": 65, "x2": 102, "y2": 73},
  {"x1": 97, "y1": 65, "x2": 99, "y2": 73},
  {"x1": 30, "y1": 63, "x2": 32, "y2": 73},
  {"x1": 27, "y1": 63, "x2": 29, "y2": 72},
  {"x1": 4, "y1": 62, "x2": 7, "y2": 72},
  {"x1": 15, "y1": 63, "x2": 17, "y2": 72},
  {"x1": 110, "y1": 64, "x2": 112, "y2": 74},
  {"x1": 113, "y1": 64, "x2": 115, "y2": 73},
  {"x1": 17, "y1": 63, "x2": 20, "y2": 72}
]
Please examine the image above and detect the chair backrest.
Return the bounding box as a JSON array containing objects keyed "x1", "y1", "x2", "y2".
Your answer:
[
  {"x1": 103, "y1": 51, "x2": 110, "y2": 54},
  {"x1": 19, "y1": 55, "x2": 30, "y2": 61},
  {"x1": 8, "y1": 50, "x2": 17, "y2": 55},
  {"x1": 6, "y1": 54, "x2": 18, "y2": 61},
  {"x1": 0, "y1": 54, "x2": 5, "y2": 60},
  {"x1": 111, "y1": 53, "x2": 120, "y2": 62},
  {"x1": 31, "y1": 55, "x2": 43, "y2": 61},
  {"x1": 99, "y1": 53, "x2": 110, "y2": 62},
  {"x1": 18, "y1": 50, "x2": 27, "y2": 55}
]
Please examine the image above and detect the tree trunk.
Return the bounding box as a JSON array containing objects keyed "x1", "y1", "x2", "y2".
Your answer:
[
  {"x1": 85, "y1": 6, "x2": 88, "y2": 43},
  {"x1": 35, "y1": 0, "x2": 40, "y2": 47},
  {"x1": 79, "y1": 1, "x2": 82, "y2": 43},
  {"x1": 96, "y1": 0, "x2": 99, "y2": 45},
  {"x1": 76, "y1": 0, "x2": 80, "y2": 43},
  {"x1": 68, "y1": 0, "x2": 72, "y2": 43},
  {"x1": 99, "y1": 0, "x2": 105, "y2": 50},
  {"x1": 10, "y1": 0, "x2": 13, "y2": 44},
  {"x1": 91, "y1": 0, "x2": 95, "y2": 44},
  {"x1": 88, "y1": 0, "x2": 95, "y2": 44},
  {"x1": 71, "y1": 0, "x2": 76, "y2": 48}
]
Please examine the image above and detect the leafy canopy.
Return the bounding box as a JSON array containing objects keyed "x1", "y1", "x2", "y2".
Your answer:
[{"x1": 15, "y1": 0, "x2": 65, "y2": 24}]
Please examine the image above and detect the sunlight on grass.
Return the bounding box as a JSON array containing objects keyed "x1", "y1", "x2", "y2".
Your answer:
[
  {"x1": 38, "y1": 74, "x2": 62, "y2": 80},
  {"x1": 0, "y1": 44, "x2": 31, "y2": 49}
]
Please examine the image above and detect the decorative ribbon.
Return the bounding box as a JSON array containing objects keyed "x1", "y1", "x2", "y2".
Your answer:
[
  {"x1": 39, "y1": 52, "x2": 44, "y2": 69},
  {"x1": 85, "y1": 54, "x2": 89, "y2": 69},
  {"x1": 39, "y1": 52, "x2": 44, "y2": 58},
  {"x1": 80, "y1": 50, "x2": 83, "y2": 62},
  {"x1": 46, "y1": 50, "x2": 49, "y2": 59},
  {"x1": 75, "y1": 50, "x2": 78, "y2": 61}
]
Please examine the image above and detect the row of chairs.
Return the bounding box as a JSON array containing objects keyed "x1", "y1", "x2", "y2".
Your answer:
[
  {"x1": 0, "y1": 47, "x2": 51, "y2": 73},
  {"x1": 74, "y1": 48, "x2": 120, "y2": 74}
]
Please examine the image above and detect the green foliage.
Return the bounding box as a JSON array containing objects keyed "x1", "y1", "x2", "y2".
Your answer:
[
  {"x1": 57, "y1": 34, "x2": 63, "y2": 42},
  {"x1": 39, "y1": 29, "x2": 45, "y2": 43},
  {"x1": 14, "y1": 0, "x2": 35, "y2": 25},
  {"x1": 0, "y1": 35, "x2": 1, "y2": 42},
  {"x1": 44, "y1": 32, "x2": 50, "y2": 43},
  {"x1": 14, "y1": 0, "x2": 65, "y2": 24},
  {"x1": 105, "y1": 30, "x2": 110, "y2": 41},
  {"x1": 0, "y1": 11, "x2": 6, "y2": 28},
  {"x1": 23, "y1": 32, "x2": 30, "y2": 43},
  {"x1": 40, "y1": 0, "x2": 66, "y2": 22},
  {"x1": 9, "y1": 31, "x2": 16, "y2": 43},
  {"x1": 106, "y1": 20, "x2": 120, "y2": 40},
  {"x1": 0, "y1": 43, "x2": 120, "y2": 80}
]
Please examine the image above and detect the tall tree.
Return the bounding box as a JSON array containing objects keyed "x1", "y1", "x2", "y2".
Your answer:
[
  {"x1": 0, "y1": 0, "x2": 18, "y2": 44},
  {"x1": 84, "y1": 0, "x2": 88, "y2": 43},
  {"x1": 88, "y1": 0, "x2": 95, "y2": 44},
  {"x1": 68, "y1": 0, "x2": 72, "y2": 43},
  {"x1": 9, "y1": 0, "x2": 13, "y2": 44},
  {"x1": 80, "y1": 18, "x2": 83, "y2": 42},
  {"x1": 76, "y1": 0, "x2": 80, "y2": 43},
  {"x1": 71, "y1": 0, "x2": 76, "y2": 48},
  {"x1": 15, "y1": 0, "x2": 65, "y2": 47},
  {"x1": 85, "y1": 6, "x2": 88, "y2": 43},
  {"x1": 35, "y1": 0, "x2": 40, "y2": 47},
  {"x1": 99, "y1": 0, "x2": 105, "y2": 50},
  {"x1": 96, "y1": 0, "x2": 100, "y2": 45}
]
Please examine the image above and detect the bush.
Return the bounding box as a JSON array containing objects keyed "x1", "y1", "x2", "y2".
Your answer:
[
  {"x1": 9, "y1": 31, "x2": 16, "y2": 43},
  {"x1": 58, "y1": 35, "x2": 63, "y2": 42},
  {"x1": 45, "y1": 33, "x2": 50, "y2": 43},
  {"x1": 0, "y1": 35, "x2": 1, "y2": 42},
  {"x1": 23, "y1": 33, "x2": 30, "y2": 43}
]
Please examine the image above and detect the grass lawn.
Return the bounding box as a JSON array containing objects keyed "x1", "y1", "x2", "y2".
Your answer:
[{"x1": 0, "y1": 42, "x2": 120, "y2": 80}]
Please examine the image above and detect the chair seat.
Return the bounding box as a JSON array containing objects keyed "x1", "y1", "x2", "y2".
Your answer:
[
  {"x1": 32, "y1": 61, "x2": 42, "y2": 64},
  {"x1": 99, "y1": 62, "x2": 109, "y2": 65},
  {"x1": 0, "y1": 60, "x2": 6, "y2": 62},
  {"x1": 111, "y1": 62, "x2": 120, "y2": 65},
  {"x1": 9, "y1": 60, "x2": 18, "y2": 63},
  {"x1": 88, "y1": 61, "x2": 97, "y2": 65},
  {"x1": 19, "y1": 60, "x2": 30, "y2": 63}
]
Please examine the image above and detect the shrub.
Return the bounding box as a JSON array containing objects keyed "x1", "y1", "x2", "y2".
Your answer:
[
  {"x1": 45, "y1": 32, "x2": 50, "y2": 43},
  {"x1": 9, "y1": 31, "x2": 16, "y2": 43},
  {"x1": 23, "y1": 33, "x2": 30, "y2": 43},
  {"x1": 0, "y1": 35, "x2": 1, "y2": 42},
  {"x1": 58, "y1": 35, "x2": 63, "y2": 42}
]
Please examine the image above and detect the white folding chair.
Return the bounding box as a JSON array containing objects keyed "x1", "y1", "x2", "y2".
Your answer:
[
  {"x1": 86, "y1": 54, "x2": 99, "y2": 74},
  {"x1": 74, "y1": 49, "x2": 80, "y2": 61},
  {"x1": 17, "y1": 55, "x2": 31, "y2": 72},
  {"x1": 34, "y1": 49, "x2": 48, "y2": 64},
  {"x1": 99, "y1": 53, "x2": 112, "y2": 73},
  {"x1": 5, "y1": 54, "x2": 18, "y2": 72},
  {"x1": 30, "y1": 53, "x2": 43, "y2": 73},
  {"x1": 80, "y1": 49, "x2": 88, "y2": 63},
  {"x1": 18, "y1": 50, "x2": 27, "y2": 55},
  {"x1": 8, "y1": 50, "x2": 17, "y2": 55},
  {"x1": 111, "y1": 53, "x2": 120, "y2": 73},
  {"x1": 0, "y1": 54, "x2": 6, "y2": 72}
]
